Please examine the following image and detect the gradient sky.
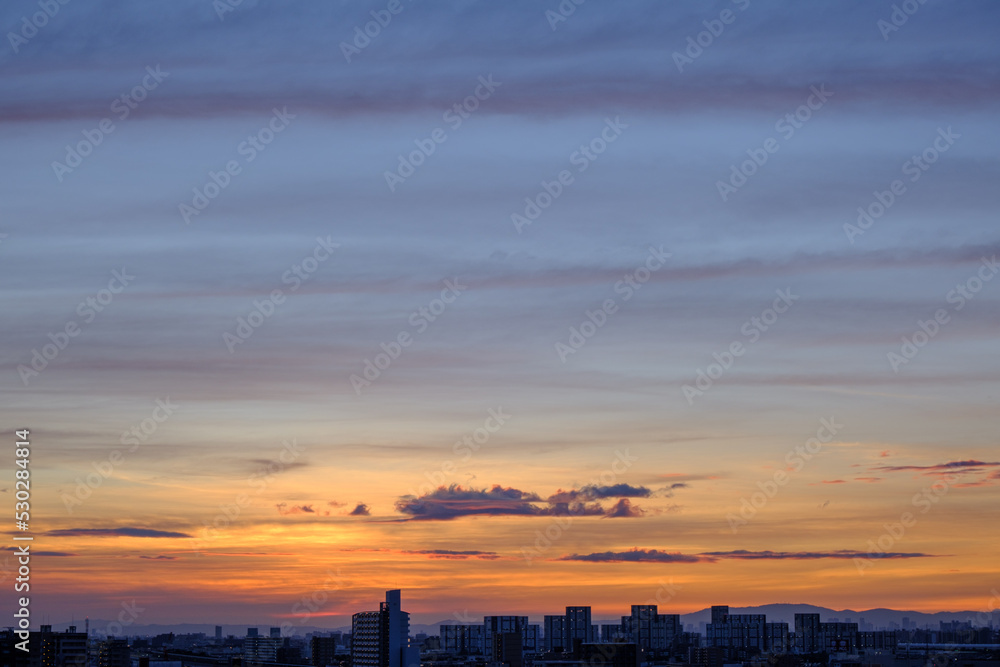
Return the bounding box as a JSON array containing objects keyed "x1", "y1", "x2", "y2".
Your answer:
[{"x1": 1, "y1": 0, "x2": 999, "y2": 630}]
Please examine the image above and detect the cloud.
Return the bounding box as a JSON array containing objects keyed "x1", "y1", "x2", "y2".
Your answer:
[
  {"x1": 139, "y1": 555, "x2": 178, "y2": 560},
  {"x1": 349, "y1": 503, "x2": 371, "y2": 516},
  {"x1": 402, "y1": 550, "x2": 500, "y2": 560},
  {"x1": 654, "y1": 473, "x2": 722, "y2": 484},
  {"x1": 558, "y1": 549, "x2": 708, "y2": 564},
  {"x1": 547, "y1": 483, "x2": 651, "y2": 503},
  {"x1": 603, "y1": 498, "x2": 645, "y2": 518},
  {"x1": 953, "y1": 471, "x2": 1000, "y2": 488},
  {"x1": 4, "y1": 548, "x2": 76, "y2": 557},
  {"x1": 854, "y1": 477, "x2": 882, "y2": 483},
  {"x1": 700, "y1": 550, "x2": 938, "y2": 560},
  {"x1": 558, "y1": 548, "x2": 941, "y2": 564},
  {"x1": 396, "y1": 483, "x2": 663, "y2": 521},
  {"x1": 813, "y1": 480, "x2": 846, "y2": 485},
  {"x1": 327, "y1": 500, "x2": 346, "y2": 507},
  {"x1": 276, "y1": 503, "x2": 315, "y2": 515},
  {"x1": 248, "y1": 458, "x2": 309, "y2": 473},
  {"x1": 395, "y1": 484, "x2": 543, "y2": 521},
  {"x1": 872, "y1": 460, "x2": 1000, "y2": 474},
  {"x1": 539, "y1": 502, "x2": 606, "y2": 517},
  {"x1": 45, "y1": 527, "x2": 191, "y2": 538},
  {"x1": 395, "y1": 483, "x2": 652, "y2": 521}
]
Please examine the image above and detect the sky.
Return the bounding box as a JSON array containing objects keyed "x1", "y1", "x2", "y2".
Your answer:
[{"x1": 1, "y1": 0, "x2": 999, "y2": 630}]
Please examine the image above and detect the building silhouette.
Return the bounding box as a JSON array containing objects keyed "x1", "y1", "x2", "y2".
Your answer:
[{"x1": 352, "y1": 590, "x2": 419, "y2": 667}]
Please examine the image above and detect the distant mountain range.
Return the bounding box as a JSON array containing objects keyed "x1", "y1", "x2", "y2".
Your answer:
[{"x1": 44, "y1": 604, "x2": 995, "y2": 638}]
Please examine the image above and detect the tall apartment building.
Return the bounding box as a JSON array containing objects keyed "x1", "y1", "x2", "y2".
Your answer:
[
  {"x1": 794, "y1": 613, "x2": 822, "y2": 653},
  {"x1": 39, "y1": 625, "x2": 88, "y2": 667},
  {"x1": 544, "y1": 615, "x2": 567, "y2": 652},
  {"x1": 627, "y1": 605, "x2": 681, "y2": 652},
  {"x1": 312, "y1": 635, "x2": 340, "y2": 666},
  {"x1": 566, "y1": 606, "x2": 596, "y2": 650},
  {"x1": 352, "y1": 590, "x2": 420, "y2": 667},
  {"x1": 440, "y1": 624, "x2": 484, "y2": 654},
  {"x1": 484, "y1": 616, "x2": 530, "y2": 658},
  {"x1": 97, "y1": 639, "x2": 130, "y2": 667}
]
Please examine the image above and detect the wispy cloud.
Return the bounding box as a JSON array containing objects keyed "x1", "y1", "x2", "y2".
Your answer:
[
  {"x1": 558, "y1": 548, "x2": 941, "y2": 563},
  {"x1": 276, "y1": 503, "x2": 316, "y2": 515},
  {"x1": 700, "y1": 550, "x2": 939, "y2": 560},
  {"x1": 558, "y1": 549, "x2": 707, "y2": 563},
  {"x1": 45, "y1": 527, "x2": 191, "y2": 538},
  {"x1": 401, "y1": 550, "x2": 501, "y2": 560},
  {"x1": 872, "y1": 459, "x2": 1000, "y2": 474}
]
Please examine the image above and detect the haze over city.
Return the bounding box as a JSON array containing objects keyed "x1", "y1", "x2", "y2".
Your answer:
[{"x1": 1, "y1": 0, "x2": 999, "y2": 634}]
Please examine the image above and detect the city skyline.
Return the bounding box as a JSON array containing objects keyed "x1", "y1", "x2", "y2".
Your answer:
[{"x1": 2, "y1": 0, "x2": 999, "y2": 634}]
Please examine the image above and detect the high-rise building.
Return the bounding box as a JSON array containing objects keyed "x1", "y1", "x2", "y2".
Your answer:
[
  {"x1": 711, "y1": 606, "x2": 729, "y2": 625},
  {"x1": 245, "y1": 632, "x2": 283, "y2": 663},
  {"x1": 484, "y1": 616, "x2": 530, "y2": 659},
  {"x1": 312, "y1": 636, "x2": 340, "y2": 666},
  {"x1": 352, "y1": 590, "x2": 420, "y2": 667},
  {"x1": 39, "y1": 625, "x2": 88, "y2": 667},
  {"x1": 765, "y1": 622, "x2": 789, "y2": 653},
  {"x1": 794, "y1": 614, "x2": 821, "y2": 653},
  {"x1": 98, "y1": 638, "x2": 130, "y2": 667},
  {"x1": 818, "y1": 621, "x2": 859, "y2": 653},
  {"x1": 629, "y1": 605, "x2": 680, "y2": 652},
  {"x1": 601, "y1": 624, "x2": 625, "y2": 643},
  {"x1": 524, "y1": 624, "x2": 540, "y2": 653},
  {"x1": 494, "y1": 632, "x2": 524, "y2": 667},
  {"x1": 580, "y1": 643, "x2": 639, "y2": 667},
  {"x1": 544, "y1": 615, "x2": 567, "y2": 652},
  {"x1": 566, "y1": 606, "x2": 595, "y2": 650},
  {"x1": 440, "y1": 624, "x2": 484, "y2": 654},
  {"x1": 215, "y1": 626, "x2": 223, "y2": 643}
]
